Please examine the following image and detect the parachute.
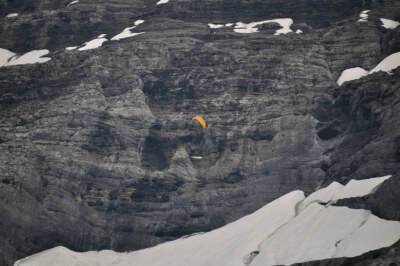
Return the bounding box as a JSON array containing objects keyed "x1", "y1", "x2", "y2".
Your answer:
[{"x1": 192, "y1": 116, "x2": 206, "y2": 128}]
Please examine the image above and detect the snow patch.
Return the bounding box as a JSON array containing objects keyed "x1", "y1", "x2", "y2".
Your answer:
[
  {"x1": 66, "y1": 46, "x2": 78, "y2": 51},
  {"x1": 2, "y1": 49, "x2": 51, "y2": 67},
  {"x1": 156, "y1": 0, "x2": 169, "y2": 5},
  {"x1": 111, "y1": 28, "x2": 144, "y2": 41},
  {"x1": 296, "y1": 29, "x2": 303, "y2": 34},
  {"x1": 234, "y1": 19, "x2": 293, "y2": 35},
  {"x1": 336, "y1": 67, "x2": 368, "y2": 85},
  {"x1": 111, "y1": 20, "x2": 145, "y2": 41},
  {"x1": 190, "y1": 156, "x2": 203, "y2": 159},
  {"x1": 0, "y1": 48, "x2": 17, "y2": 67},
  {"x1": 337, "y1": 52, "x2": 400, "y2": 85},
  {"x1": 380, "y1": 18, "x2": 400, "y2": 29},
  {"x1": 6, "y1": 13, "x2": 18, "y2": 18},
  {"x1": 357, "y1": 10, "x2": 369, "y2": 22},
  {"x1": 78, "y1": 37, "x2": 108, "y2": 51},
  {"x1": 208, "y1": 23, "x2": 224, "y2": 29},
  {"x1": 67, "y1": 0, "x2": 79, "y2": 6},
  {"x1": 135, "y1": 20, "x2": 145, "y2": 26},
  {"x1": 369, "y1": 52, "x2": 400, "y2": 74}
]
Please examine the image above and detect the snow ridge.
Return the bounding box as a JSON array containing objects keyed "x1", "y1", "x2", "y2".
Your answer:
[
  {"x1": 0, "y1": 48, "x2": 50, "y2": 67},
  {"x1": 337, "y1": 52, "x2": 400, "y2": 85}
]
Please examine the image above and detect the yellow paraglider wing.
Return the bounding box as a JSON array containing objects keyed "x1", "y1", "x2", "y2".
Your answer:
[{"x1": 192, "y1": 116, "x2": 206, "y2": 128}]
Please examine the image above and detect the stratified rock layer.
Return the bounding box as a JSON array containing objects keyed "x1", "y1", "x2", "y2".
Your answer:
[{"x1": 0, "y1": 0, "x2": 400, "y2": 265}]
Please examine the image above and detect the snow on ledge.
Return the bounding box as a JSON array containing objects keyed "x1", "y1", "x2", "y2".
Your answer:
[
  {"x1": 67, "y1": 0, "x2": 79, "y2": 6},
  {"x1": 357, "y1": 10, "x2": 369, "y2": 23},
  {"x1": 111, "y1": 20, "x2": 145, "y2": 41},
  {"x1": 208, "y1": 23, "x2": 224, "y2": 29},
  {"x1": 336, "y1": 67, "x2": 368, "y2": 85},
  {"x1": 369, "y1": 52, "x2": 400, "y2": 74},
  {"x1": 156, "y1": 0, "x2": 169, "y2": 5},
  {"x1": 134, "y1": 20, "x2": 145, "y2": 26},
  {"x1": 1, "y1": 49, "x2": 51, "y2": 67},
  {"x1": 380, "y1": 18, "x2": 400, "y2": 29},
  {"x1": 65, "y1": 46, "x2": 78, "y2": 51},
  {"x1": 6, "y1": 13, "x2": 18, "y2": 18},
  {"x1": 78, "y1": 36, "x2": 108, "y2": 51},
  {"x1": 0, "y1": 48, "x2": 17, "y2": 67},
  {"x1": 234, "y1": 18, "x2": 293, "y2": 35},
  {"x1": 337, "y1": 52, "x2": 400, "y2": 85}
]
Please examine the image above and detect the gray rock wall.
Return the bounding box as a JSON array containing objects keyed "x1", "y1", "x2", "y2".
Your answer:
[{"x1": 1, "y1": 0, "x2": 400, "y2": 265}]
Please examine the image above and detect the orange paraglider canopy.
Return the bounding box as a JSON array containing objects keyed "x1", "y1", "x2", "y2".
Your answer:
[{"x1": 192, "y1": 116, "x2": 206, "y2": 128}]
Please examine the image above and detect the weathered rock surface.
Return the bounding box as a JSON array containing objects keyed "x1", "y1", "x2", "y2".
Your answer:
[{"x1": 0, "y1": 0, "x2": 400, "y2": 265}]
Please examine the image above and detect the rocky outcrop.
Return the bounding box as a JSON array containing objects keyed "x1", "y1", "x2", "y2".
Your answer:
[{"x1": 1, "y1": 0, "x2": 400, "y2": 265}]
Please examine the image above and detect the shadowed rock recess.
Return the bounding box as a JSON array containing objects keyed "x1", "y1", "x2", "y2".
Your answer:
[{"x1": 0, "y1": 0, "x2": 399, "y2": 265}]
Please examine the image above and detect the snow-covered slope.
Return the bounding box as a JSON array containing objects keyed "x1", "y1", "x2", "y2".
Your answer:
[
  {"x1": 111, "y1": 20, "x2": 145, "y2": 41},
  {"x1": 337, "y1": 52, "x2": 400, "y2": 85},
  {"x1": 14, "y1": 175, "x2": 400, "y2": 266},
  {"x1": 252, "y1": 203, "x2": 400, "y2": 265},
  {"x1": 78, "y1": 35, "x2": 108, "y2": 51},
  {"x1": 369, "y1": 52, "x2": 400, "y2": 74},
  {"x1": 0, "y1": 49, "x2": 50, "y2": 67},
  {"x1": 336, "y1": 67, "x2": 368, "y2": 86}
]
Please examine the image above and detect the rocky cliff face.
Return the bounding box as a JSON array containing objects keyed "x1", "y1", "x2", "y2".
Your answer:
[{"x1": 0, "y1": 0, "x2": 399, "y2": 265}]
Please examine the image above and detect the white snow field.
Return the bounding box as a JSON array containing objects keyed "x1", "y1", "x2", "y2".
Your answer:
[
  {"x1": 337, "y1": 52, "x2": 400, "y2": 85},
  {"x1": 234, "y1": 19, "x2": 293, "y2": 35},
  {"x1": 252, "y1": 203, "x2": 400, "y2": 266},
  {"x1": 357, "y1": 10, "x2": 369, "y2": 22},
  {"x1": 65, "y1": 46, "x2": 78, "y2": 51},
  {"x1": 15, "y1": 175, "x2": 400, "y2": 266},
  {"x1": 0, "y1": 49, "x2": 51, "y2": 67},
  {"x1": 336, "y1": 67, "x2": 368, "y2": 85},
  {"x1": 369, "y1": 52, "x2": 400, "y2": 74},
  {"x1": 6, "y1": 13, "x2": 18, "y2": 18},
  {"x1": 0, "y1": 48, "x2": 17, "y2": 67},
  {"x1": 380, "y1": 18, "x2": 400, "y2": 29},
  {"x1": 78, "y1": 35, "x2": 108, "y2": 51},
  {"x1": 156, "y1": 0, "x2": 169, "y2": 5},
  {"x1": 111, "y1": 20, "x2": 145, "y2": 40}
]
